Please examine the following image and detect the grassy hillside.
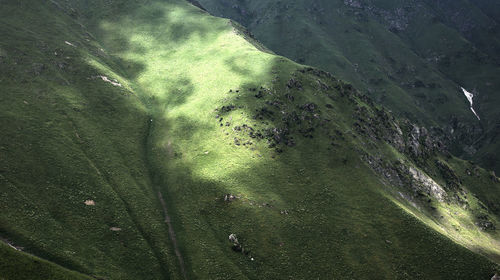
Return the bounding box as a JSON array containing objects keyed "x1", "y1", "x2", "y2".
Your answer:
[
  {"x1": 0, "y1": 1, "x2": 181, "y2": 279},
  {"x1": 0, "y1": 242, "x2": 92, "y2": 280},
  {"x1": 1, "y1": 0, "x2": 500, "y2": 279},
  {"x1": 197, "y1": 0, "x2": 500, "y2": 173}
]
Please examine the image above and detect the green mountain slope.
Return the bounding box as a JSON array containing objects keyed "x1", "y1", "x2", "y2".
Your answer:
[
  {"x1": 0, "y1": 241, "x2": 92, "y2": 280},
  {"x1": 1, "y1": 0, "x2": 500, "y2": 279},
  {"x1": 197, "y1": 0, "x2": 500, "y2": 173}
]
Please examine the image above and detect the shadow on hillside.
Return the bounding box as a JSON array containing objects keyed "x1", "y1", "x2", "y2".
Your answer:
[{"x1": 81, "y1": 0, "x2": 500, "y2": 279}]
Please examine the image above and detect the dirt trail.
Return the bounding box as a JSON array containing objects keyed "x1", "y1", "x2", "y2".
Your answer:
[
  {"x1": 145, "y1": 117, "x2": 187, "y2": 279},
  {"x1": 158, "y1": 191, "x2": 188, "y2": 280}
]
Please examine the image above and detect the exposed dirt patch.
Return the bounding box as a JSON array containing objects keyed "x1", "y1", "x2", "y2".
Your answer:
[{"x1": 158, "y1": 191, "x2": 188, "y2": 280}]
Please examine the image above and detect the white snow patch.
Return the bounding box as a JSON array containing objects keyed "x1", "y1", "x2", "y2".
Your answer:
[
  {"x1": 98, "y1": 75, "x2": 122, "y2": 87},
  {"x1": 64, "y1": 41, "x2": 76, "y2": 47},
  {"x1": 470, "y1": 107, "x2": 480, "y2": 121},
  {"x1": 461, "y1": 87, "x2": 480, "y2": 120}
]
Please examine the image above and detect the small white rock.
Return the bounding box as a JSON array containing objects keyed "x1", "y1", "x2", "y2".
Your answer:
[{"x1": 84, "y1": 200, "x2": 95, "y2": 206}]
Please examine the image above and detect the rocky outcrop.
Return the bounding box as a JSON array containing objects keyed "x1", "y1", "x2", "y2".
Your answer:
[
  {"x1": 363, "y1": 154, "x2": 447, "y2": 202},
  {"x1": 214, "y1": 68, "x2": 345, "y2": 153},
  {"x1": 228, "y1": 233, "x2": 248, "y2": 254},
  {"x1": 342, "y1": 0, "x2": 419, "y2": 32},
  {"x1": 475, "y1": 215, "x2": 496, "y2": 231},
  {"x1": 352, "y1": 102, "x2": 446, "y2": 160},
  {"x1": 407, "y1": 166, "x2": 447, "y2": 202}
]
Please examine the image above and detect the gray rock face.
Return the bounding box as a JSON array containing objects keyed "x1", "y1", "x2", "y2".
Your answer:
[
  {"x1": 408, "y1": 166, "x2": 447, "y2": 202},
  {"x1": 362, "y1": 153, "x2": 448, "y2": 204},
  {"x1": 402, "y1": 123, "x2": 447, "y2": 159},
  {"x1": 352, "y1": 102, "x2": 446, "y2": 159}
]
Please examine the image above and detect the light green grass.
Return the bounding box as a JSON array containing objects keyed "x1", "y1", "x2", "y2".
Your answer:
[
  {"x1": 1, "y1": 0, "x2": 500, "y2": 279},
  {"x1": 198, "y1": 0, "x2": 500, "y2": 173}
]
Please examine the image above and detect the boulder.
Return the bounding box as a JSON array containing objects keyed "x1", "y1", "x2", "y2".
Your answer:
[
  {"x1": 228, "y1": 233, "x2": 238, "y2": 243},
  {"x1": 224, "y1": 194, "x2": 238, "y2": 202}
]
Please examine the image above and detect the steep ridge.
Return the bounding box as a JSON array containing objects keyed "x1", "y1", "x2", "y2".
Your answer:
[
  {"x1": 1, "y1": 0, "x2": 500, "y2": 279},
  {"x1": 197, "y1": 0, "x2": 500, "y2": 173}
]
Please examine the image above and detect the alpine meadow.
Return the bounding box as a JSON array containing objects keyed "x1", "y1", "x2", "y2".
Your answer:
[{"x1": 1, "y1": 0, "x2": 500, "y2": 279}]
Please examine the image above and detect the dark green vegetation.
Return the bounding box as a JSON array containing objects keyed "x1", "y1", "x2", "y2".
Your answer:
[
  {"x1": 0, "y1": 242, "x2": 91, "y2": 280},
  {"x1": 1, "y1": 0, "x2": 500, "y2": 279},
  {"x1": 198, "y1": 0, "x2": 500, "y2": 173}
]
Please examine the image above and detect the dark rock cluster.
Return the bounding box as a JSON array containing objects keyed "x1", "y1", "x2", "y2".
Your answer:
[
  {"x1": 435, "y1": 160, "x2": 461, "y2": 190},
  {"x1": 214, "y1": 68, "x2": 346, "y2": 153},
  {"x1": 475, "y1": 215, "x2": 496, "y2": 231},
  {"x1": 228, "y1": 233, "x2": 249, "y2": 254},
  {"x1": 297, "y1": 67, "x2": 334, "y2": 79},
  {"x1": 287, "y1": 78, "x2": 302, "y2": 90}
]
